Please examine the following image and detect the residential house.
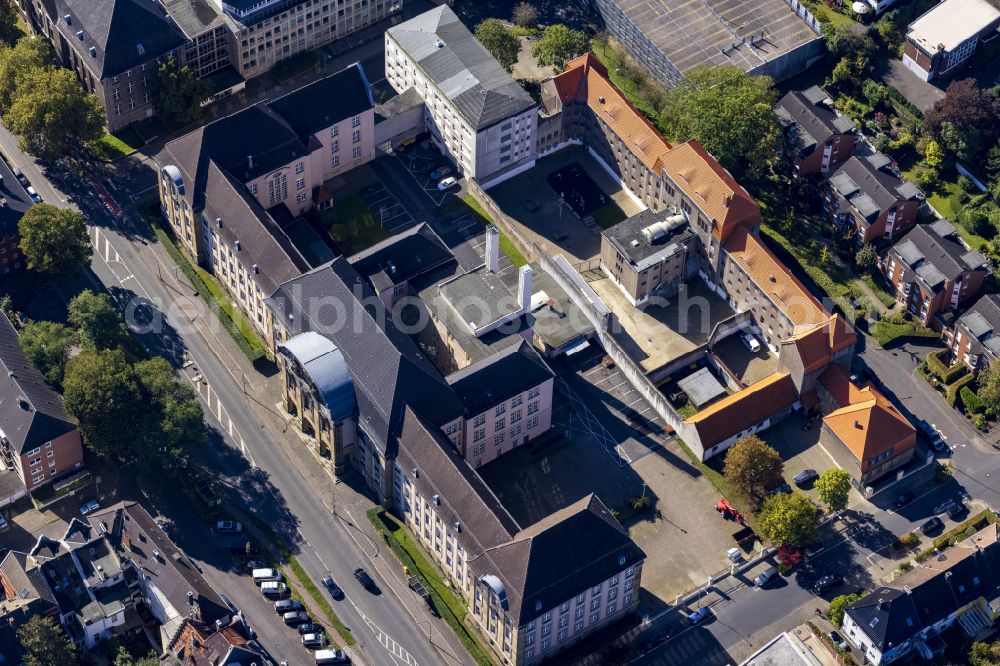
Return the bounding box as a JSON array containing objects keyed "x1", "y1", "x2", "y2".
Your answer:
[
  {"x1": 817, "y1": 364, "x2": 916, "y2": 486},
  {"x1": 843, "y1": 523, "x2": 1000, "y2": 664},
  {"x1": 882, "y1": 220, "x2": 988, "y2": 329},
  {"x1": 826, "y1": 151, "x2": 924, "y2": 246},
  {"x1": 775, "y1": 86, "x2": 857, "y2": 176},
  {"x1": 902, "y1": 0, "x2": 1000, "y2": 82},
  {"x1": 943, "y1": 294, "x2": 1000, "y2": 370},
  {"x1": 166, "y1": 618, "x2": 258, "y2": 666},
  {"x1": 0, "y1": 155, "x2": 34, "y2": 279},
  {"x1": 385, "y1": 6, "x2": 538, "y2": 186},
  {"x1": 0, "y1": 312, "x2": 85, "y2": 494}
]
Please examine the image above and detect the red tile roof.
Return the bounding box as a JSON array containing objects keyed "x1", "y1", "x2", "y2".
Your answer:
[{"x1": 683, "y1": 373, "x2": 798, "y2": 447}]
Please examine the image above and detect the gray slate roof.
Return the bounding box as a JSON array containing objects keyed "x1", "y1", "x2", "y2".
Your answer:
[
  {"x1": 160, "y1": 0, "x2": 225, "y2": 39},
  {"x1": 53, "y1": 0, "x2": 187, "y2": 78},
  {"x1": 603, "y1": 209, "x2": 694, "y2": 271},
  {"x1": 0, "y1": 312, "x2": 78, "y2": 454},
  {"x1": 387, "y1": 6, "x2": 535, "y2": 130},
  {"x1": 890, "y1": 222, "x2": 988, "y2": 293},
  {"x1": 446, "y1": 340, "x2": 554, "y2": 416},
  {"x1": 267, "y1": 63, "x2": 375, "y2": 143},
  {"x1": 349, "y1": 222, "x2": 454, "y2": 293},
  {"x1": 775, "y1": 87, "x2": 855, "y2": 152},
  {"x1": 957, "y1": 294, "x2": 1000, "y2": 359},
  {"x1": 828, "y1": 150, "x2": 923, "y2": 222}
]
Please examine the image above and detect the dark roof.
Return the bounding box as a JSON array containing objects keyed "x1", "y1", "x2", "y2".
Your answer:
[
  {"x1": 348, "y1": 222, "x2": 454, "y2": 293},
  {"x1": 603, "y1": 209, "x2": 694, "y2": 270},
  {"x1": 0, "y1": 312, "x2": 78, "y2": 454},
  {"x1": 53, "y1": 0, "x2": 187, "y2": 78},
  {"x1": 386, "y1": 6, "x2": 535, "y2": 130},
  {"x1": 0, "y1": 550, "x2": 58, "y2": 608},
  {"x1": 827, "y1": 150, "x2": 922, "y2": 219},
  {"x1": 0, "y1": 154, "x2": 33, "y2": 238},
  {"x1": 890, "y1": 222, "x2": 988, "y2": 293},
  {"x1": 160, "y1": 0, "x2": 225, "y2": 39},
  {"x1": 446, "y1": 340, "x2": 553, "y2": 416},
  {"x1": 375, "y1": 87, "x2": 424, "y2": 122},
  {"x1": 845, "y1": 588, "x2": 920, "y2": 651},
  {"x1": 957, "y1": 294, "x2": 1000, "y2": 359},
  {"x1": 88, "y1": 501, "x2": 230, "y2": 626},
  {"x1": 776, "y1": 87, "x2": 855, "y2": 151},
  {"x1": 488, "y1": 494, "x2": 646, "y2": 624},
  {"x1": 267, "y1": 63, "x2": 374, "y2": 142},
  {"x1": 268, "y1": 258, "x2": 465, "y2": 449}
]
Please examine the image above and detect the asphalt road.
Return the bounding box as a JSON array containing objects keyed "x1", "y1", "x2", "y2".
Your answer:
[{"x1": 0, "y1": 128, "x2": 465, "y2": 665}]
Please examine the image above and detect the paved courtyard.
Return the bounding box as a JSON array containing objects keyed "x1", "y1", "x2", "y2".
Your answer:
[
  {"x1": 489, "y1": 148, "x2": 644, "y2": 264},
  {"x1": 592, "y1": 278, "x2": 736, "y2": 372},
  {"x1": 712, "y1": 333, "x2": 778, "y2": 387}
]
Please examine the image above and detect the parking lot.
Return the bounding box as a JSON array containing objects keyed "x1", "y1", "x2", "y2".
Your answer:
[
  {"x1": 356, "y1": 180, "x2": 414, "y2": 235},
  {"x1": 712, "y1": 333, "x2": 778, "y2": 387},
  {"x1": 394, "y1": 145, "x2": 458, "y2": 208}
]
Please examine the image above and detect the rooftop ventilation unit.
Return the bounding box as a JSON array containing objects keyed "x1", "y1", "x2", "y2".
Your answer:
[{"x1": 640, "y1": 214, "x2": 686, "y2": 243}]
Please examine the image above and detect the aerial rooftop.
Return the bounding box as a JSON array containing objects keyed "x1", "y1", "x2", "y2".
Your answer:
[
  {"x1": 907, "y1": 0, "x2": 1000, "y2": 53},
  {"x1": 603, "y1": 208, "x2": 694, "y2": 271}
]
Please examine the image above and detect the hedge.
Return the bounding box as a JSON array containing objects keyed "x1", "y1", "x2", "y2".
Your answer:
[
  {"x1": 926, "y1": 350, "x2": 967, "y2": 385},
  {"x1": 945, "y1": 372, "x2": 975, "y2": 407},
  {"x1": 961, "y1": 386, "x2": 986, "y2": 414},
  {"x1": 915, "y1": 509, "x2": 1000, "y2": 561}
]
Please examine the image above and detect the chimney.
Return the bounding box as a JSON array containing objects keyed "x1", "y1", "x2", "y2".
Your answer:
[
  {"x1": 724, "y1": 194, "x2": 732, "y2": 208},
  {"x1": 485, "y1": 226, "x2": 500, "y2": 273},
  {"x1": 247, "y1": 154, "x2": 254, "y2": 170},
  {"x1": 518, "y1": 265, "x2": 533, "y2": 312},
  {"x1": 854, "y1": 420, "x2": 863, "y2": 429}
]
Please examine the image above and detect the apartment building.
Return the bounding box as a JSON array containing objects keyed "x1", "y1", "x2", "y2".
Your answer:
[
  {"x1": 0, "y1": 154, "x2": 35, "y2": 279},
  {"x1": 826, "y1": 151, "x2": 924, "y2": 246},
  {"x1": 944, "y1": 294, "x2": 1000, "y2": 370},
  {"x1": 843, "y1": 523, "x2": 1000, "y2": 664},
  {"x1": 902, "y1": 0, "x2": 1000, "y2": 82},
  {"x1": 600, "y1": 209, "x2": 696, "y2": 306},
  {"x1": 349, "y1": 222, "x2": 454, "y2": 307},
  {"x1": 385, "y1": 6, "x2": 538, "y2": 186},
  {"x1": 157, "y1": 62, "x2": 375, "y2": 336},
  {"x1": 882, "y1": 220, "x2": 988, "y2": 329},
  {"x1": 585, "y1": 0, "x2": 822, "y2": 88},
  {"x1": 0, "y1": 313, "x2": 84, "y2": 494},
  {"x1": 775, "y1": 86, "x2": 857, "y2": 176}
]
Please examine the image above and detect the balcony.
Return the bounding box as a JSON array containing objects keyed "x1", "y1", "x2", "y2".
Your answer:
[{"x1": 958, "y1": 600, "x2": 994, "y2": 637}]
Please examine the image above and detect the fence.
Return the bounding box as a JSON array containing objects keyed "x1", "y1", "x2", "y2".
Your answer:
[
  {"x1": 466, "y1": 179, "x2": 539, "y2": 264},
  {"x1": 781, "y1": 0, "x2": 823, "y2": 35}
]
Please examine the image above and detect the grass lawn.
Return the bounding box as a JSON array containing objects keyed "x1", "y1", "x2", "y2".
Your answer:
[
  {"x1": 872, "y1": 319, "x2": 939, "y2": 346},
  {"x1": 89, "y1": 131, "x2": 140, "y2": 162},
  {"x1": 510, "y1": 25, "x2": 542, "y2": 37},
  {"x1": 861, "y1": 274, "x2": 897, "y2": 308},
  {"x1": 459, "y1": 195, "x2": 529, "y2": 266},
  {"x1": 592, "y1": 202, "x2": 627, "y2": 229},
  {"x1": 319, "y1": 195, "x2": 389, "y2": 256},
  {"x1": 900, "y1": 167, "x2": 987, "y2": 248},
  {"x1": 803, "y1": 0, "x2": 857, "y2": 27}
]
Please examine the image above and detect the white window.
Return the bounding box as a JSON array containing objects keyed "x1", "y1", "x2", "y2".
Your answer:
[
  {"x1": 295, "y1": 161, "x2": 304, "y2": 174},
  {"x1": 352, "y1": 115, "x2": 360, "y2": 127},
  {"x1": 331, "y1": 140, "x2": 339, "y2": 153},
  {"x1": 352, "y1": 146, "x2": 361, "y2": 158},
  {"x1": 249, "y1": 183, "x2": 258, "y2": 194},
  {"x1": 331, "y1": 155, "x2": 339, "y2": 168},
  {"x1": 493, "y1": 434, "x2": 504, "y2": 446},
  {"x1": 352, "y1": 129, "x2": 360, "y2": 143},
  {"x1": 331, "y1": 125, "x2": 338, "y2": 137},
  {"x1": 296, "y1": 177, "x2": 305, "y2": 190}
]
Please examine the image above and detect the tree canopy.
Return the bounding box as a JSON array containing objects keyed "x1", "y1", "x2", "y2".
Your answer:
[
  {"x1": 757, "y1": 492, "x2": 819, "y2": 547},
  {"x1": 531, "y1": 24, "x2": 588, "y2": 70},
  {"x1": 0, "y1": 37, "x2": 51, "y2": 113},
  {"x1": 855, "y1": 243, "x2": 878, "y2": 271},
  {"x1": 723, "y1": 435, "x2": 783, "y2": 505},
  {"x1": 63, "y1": 348, "x2": 144, "y2": 459},
  {"x1": 18, "y1": 204, "x2": 92, "y2": 277},
  {"x1": 155, "y1": 57, "x2": 209, "y2": 128},
  {"x1": 17, "y1": 616, "x2": 76, "y2": 666},
  {"x1": 815, "y1": 468, "x2": 852, "y2": 512},
  {"x1": 977, "y1": 362, "x2": 1000, "y2": 418},
  {"x1": 660, "y1": 66, "x2": 782, "y2": 183},
  {"x1": 475, "y1": 19, "x2": 520, "y2": 73},
  {"x1": 5, "y1": 66, "x2": 104, "y2": 157},
  {"x1": 828, "y1": 593, "x2": 861, "y2": 628},
  {"x1": 68, "y1": 290, "x2": 127, "y2": 350},
  {"x1": 0, "y1": 0, "x2": 22, "y2": 47},
  {"x1": 512, "y1": 2, "x2": 538, "y2": 27},
  {"x1": 924, "y1": 79, "x2": 1000, "y2": 164},
  {"x1": 19, "y1": 320, "x2": 76, "y2": 386}
]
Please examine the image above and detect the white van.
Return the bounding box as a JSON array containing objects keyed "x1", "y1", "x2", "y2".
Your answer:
[
  {"x1": 260, "y1": 581, "x2": 287, "y2": 598},
  {"x1": 314, "y1": 648, "x2": 348, "y2": 664},
  {"x1": 252, "y1": 568, "x2": 282, "y2": 584}
]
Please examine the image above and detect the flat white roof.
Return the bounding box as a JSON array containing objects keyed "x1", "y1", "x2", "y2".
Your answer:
[{"x1": 908, "y1": 0, "x2": 1000, "y2": 53}]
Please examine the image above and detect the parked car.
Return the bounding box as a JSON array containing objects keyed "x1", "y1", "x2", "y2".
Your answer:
[
  {"x1": 754, "y1": 566, "x2": 779, "y2": 589},
  {"x1": 283, "y1": 610, "x2": 310, "y2": 626},
  {"x1": 812, "y1": 574, "x2": 843, "y2": 595},
  {"x1": 302, "y1": 632, "x2": 327, "y2": 649},
  {"x1": 687, "y1": 607, "x2": 712, "y2": 625},
  {"x1": 726, "y1": 547, "x2": 742, "y2": 564},
  {"x1": 216, "y1": 520, "x2": 242, "y2": 533},
  {"x1": 274, "y1": 599, "x2": 302, "y2": 613},
  {"x1": 929, "y1": 437, "x2": 947, "y2": 452},
  {"x1": 436, "y1": 176, "x2": 458, "y2": 191},
  {"x1": 740, "y1": 332, "x2": 761, "y2": 353},
  {"x1": 314, "y1": 649, "x2": 349, "y2": 665},
  {"x1": 322, "y1": 575, "x2": 344, "y2": 599},
  {"x1": 252, "y1": 568, "x2": 283, "y2": 584},
  {"x1": 260, "y1": 581, "x2": 286, "y2": 598},
  {"x1": 297, "y1": 622, "x2": 321, "y2": 635},
  {"x1": 770, "y1": 482, "x2": 792, "y2": 496},
  {"x1": 12, "y1": 167, "x2": 28, "y2": 187},
  {"x1": 430, "y1": 165, "x2": 452, "y2": 180},
  {"x1": 921, "y1": 516, "x2": 944, "y2": 536},
  {"x1": 79, "y1": 499, "x2": 100, "y2": 516},
  {"x1": 828, "y1": 629, "x2": 849, "y2": 650},
  {"x1": 893, "y1": 491, "x2": 917, "y2": 509},
  {"x1": 948, "y1": 501, "x2": 967, "y2": 521},
  {"x1": 793, "y1": 469, "x2": 819, "y2": 487},
  {"x1": 354, "y1": 567, "x2": 376, "y2": 591},
  {"x1": 0, "y1": 514, "x2": 8, "y2": 530},
  {"x1": 25, "y1": 186, "x2": 41, "y2": 203}
]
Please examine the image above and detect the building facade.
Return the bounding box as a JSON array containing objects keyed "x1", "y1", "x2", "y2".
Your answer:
[
  {"x1": 901, "y1": 0, "x2": 1000, "y2": 81},
  {"x1": 943, "y1": 294, "x2": 1000, "y2": 370},
  {"x1": 775, "y1": 86, "x2": 857, "y2": 177}
]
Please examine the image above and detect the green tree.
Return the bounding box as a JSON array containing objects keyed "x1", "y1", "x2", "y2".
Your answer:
[
  {"x1": 855, "y1": 243, "x2": 878, "y2": 271},
  {"x1": 828, "y1": 593, "x2": 861, "y2": 628},
  {"x1": 0, "y1": 37, "x2": 51, "y2": 113},
  {"x1": 722, "y1": 435, "x2": 783, "y2": 505},
  {"x1": 660, "y1": 66, "x2": 781, "y2": 183},
  {"x1": 815, "y1": 468, "x2": 852, "y2": 512},
  {"x1": 5, "y1": 67, "x2": 103, "y2": 157},
  {"x1": 135, "y1": 356, "x2": 206, "y2": 464},
  {"x1": 757, "y1": 492, "x2": 819, "y2": 547},
  {"x1": 512, "y1": 2, "x2": 538, "y2": 27},
  {"x1": 987, "y1": 139, "x2": 1000, "y2": 182},
  {"x1": 63, "y1": 348, "x2": 144, "y2": 460},
  {"x1": 19, "y1": 320, "x2": 76, "y2": 386},
  {"x1": 0, "y1": 0, "x2": 23, "y2": 47},
  {"x1": 475, "y1": 19, "x2": 521, "y2": 72},
  {"x1": 114, "y1": 645, "x2": 160, "y2": 666},
  {"x1": 17, "y1": 615, "x2": 76, "y2": 666},
  {"x1": 823, "y1": 24, "x2": 877, "y2": 61},
  {"x1": 969, "y1": 641, "x2": 1000, "y2": 666},
  {"x1": 68, "y1": 290, "x2": 127, "y2": 349},
  {"x1": 978, "y1": 362, "x2": 1000, "y2": 418},
  {"x1": 924, "y1": 139, "x2": 945, "y2": 168},
  {"x1": 924, "y1": 79, "x2": 1000, "y2": 163},
  {"x1": 531, "y1": 24, "x2": 588, "y2": 70},
  {"x1": 17, "y1": 204, "x2": 91, "y2": 277},
  {"x1": 155, "y1": 57, "x2": 209, "y2": 128}
]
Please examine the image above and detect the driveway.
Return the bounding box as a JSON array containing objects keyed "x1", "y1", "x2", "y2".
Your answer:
[{"x1": 882, "y1": 60, "x2": 944, "y2": 112}]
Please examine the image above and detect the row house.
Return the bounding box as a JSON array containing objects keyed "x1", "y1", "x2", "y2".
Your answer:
[
  {"x1": 775, "y1": 86, "x2": 857, "y2": 176},
  {"x1": 882, "y1": 220, "x2": 988, "y2": 329},
  {"x1": 385, "y1": 6, "x2": 537, "y2": 187},
  {"x1": 0, "y1": 312, "x2": 84, "y2": 497},
  {"x1": 902, "y1": 0, "x2": 1000, "y2": 82},
  {"x1": 826, "y1": 151, "x2": 924, "y2": 247},
  {"x1": 943, "y1": 294, "x2": 1000, "y2": 371}
]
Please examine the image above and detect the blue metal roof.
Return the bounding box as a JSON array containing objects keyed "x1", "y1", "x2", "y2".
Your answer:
[
  {"x1": 479, "y1": 574, "x2": 509, "y2": 611},
  {"x1": 280, "y1": 332, "x2": 356, "y2": 422}
]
